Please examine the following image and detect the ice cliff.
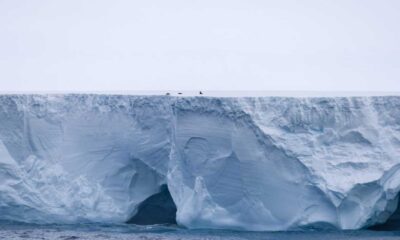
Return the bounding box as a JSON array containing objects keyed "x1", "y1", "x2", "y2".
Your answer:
[{"x1": 0, "y1": 94, "x2": 399, "y2": 231}]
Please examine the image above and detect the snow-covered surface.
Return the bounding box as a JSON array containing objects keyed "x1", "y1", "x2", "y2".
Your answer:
[
  {"x1": 0, "y1": 94, "x2": 400, "y2": 231},
  {"x1": 0, "y1": 91, "x2": 399, "y2": 97}
]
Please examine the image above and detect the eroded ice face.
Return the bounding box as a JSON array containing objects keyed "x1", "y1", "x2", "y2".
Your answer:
[{"x1": 0, "y1": 94, "x2": 400, "y2": 231}]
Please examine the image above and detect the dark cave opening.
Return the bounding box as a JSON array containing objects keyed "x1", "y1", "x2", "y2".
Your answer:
[
  {"x1": 127, "y1": 184, "x2": 177, "y2": 225},
  {"x1": 369, "y1": 196, "x2": 400, "y2": 231}
]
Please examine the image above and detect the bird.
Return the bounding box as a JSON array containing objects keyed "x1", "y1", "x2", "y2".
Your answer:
[
  {"x1": 199, "y1": 91, "x2": 203, "y2": 95},
  {"x1": 178, "y1": 92, "x2": 182, "y2": 95}
]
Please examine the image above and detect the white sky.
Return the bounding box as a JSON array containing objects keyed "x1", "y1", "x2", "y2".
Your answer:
[{"x1": 0, "y1": 0, "x2": 399, "y2": 92}]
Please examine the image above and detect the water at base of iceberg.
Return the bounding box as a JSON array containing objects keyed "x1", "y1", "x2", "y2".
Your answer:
[{"x1": 1, "y1": 222, "x2": 399, "y2": 240}]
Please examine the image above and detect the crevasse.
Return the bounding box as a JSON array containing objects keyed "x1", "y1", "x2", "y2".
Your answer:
[{"x1": 0, "y1": 94, "x2": 399, "y2": 231}]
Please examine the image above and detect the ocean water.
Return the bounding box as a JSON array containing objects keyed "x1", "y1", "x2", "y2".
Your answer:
[{"x1": 1, "y1": 222, "x2": 400, "y2": 240}]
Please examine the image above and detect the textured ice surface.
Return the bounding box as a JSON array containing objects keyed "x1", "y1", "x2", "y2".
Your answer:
[{"x1": 0, "y1": 94, "x2": 399, "y2": 231}]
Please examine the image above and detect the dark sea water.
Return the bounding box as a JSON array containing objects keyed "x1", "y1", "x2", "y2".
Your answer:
[{"x1": 1, "y1": 222, "x2": 400, "y2": 240}]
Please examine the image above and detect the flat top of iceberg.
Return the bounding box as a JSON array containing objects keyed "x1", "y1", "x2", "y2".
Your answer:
[{"x1": 0, "y1": 91, "x2": 399, "y2": 98}]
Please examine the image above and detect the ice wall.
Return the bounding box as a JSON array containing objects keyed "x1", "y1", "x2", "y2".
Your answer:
[
  {"x1": 0, "y1": 95, "x2": 172, "y2": 223},
  {"x1": 0, "y1": 94, "x2": 399, "y2": 231}
]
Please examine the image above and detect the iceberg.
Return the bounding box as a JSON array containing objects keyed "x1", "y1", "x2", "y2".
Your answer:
[{"x1": 0, "y1": 94, "x2": 399, "y2": 231}]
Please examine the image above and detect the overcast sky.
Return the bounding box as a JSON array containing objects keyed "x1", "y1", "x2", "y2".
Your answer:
[{"x1": 0, "y1": 0, "x2": 399, "y2": 92}]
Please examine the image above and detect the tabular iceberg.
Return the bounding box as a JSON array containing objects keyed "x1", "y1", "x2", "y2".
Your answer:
[{"x1": 0, "y1": 94, "x2": 399, "y2": 231}]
